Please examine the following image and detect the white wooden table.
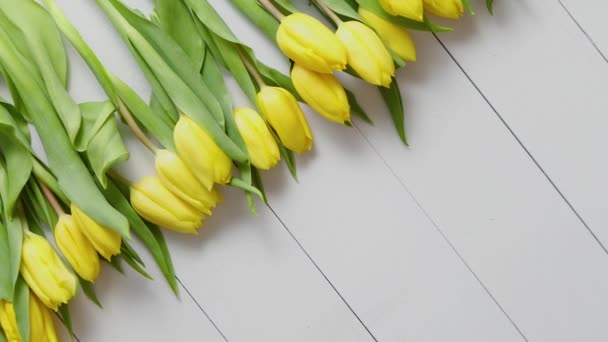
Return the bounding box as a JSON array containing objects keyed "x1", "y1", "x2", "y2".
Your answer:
[{"x1": 38, "y1": 0, "x2": 608, "y2": 341}]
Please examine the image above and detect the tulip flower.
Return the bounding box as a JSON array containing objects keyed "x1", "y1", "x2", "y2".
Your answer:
[
  {"x1": 131, "y1": 176, "x2": 205, "y2": 234},
  {"x1": 20, "y1": 232, "x2": 77, "y2": 311},
  {"x1": 276, "y1": 13, "x2": 347, "y2": 74},
  {"x1": 0, "y1": 301, "x2": 20, "y2": 341},
  {"x1": 174, "y1": 115, "x2": 233, "y2": 190},
  {"x1": 379, "y1": 0, "x2": 424, "y2": 21},
  {"x1": 291, "y1": 64, "x2": 350, "y2": 124},
  {"x1": 30, "y1": 293, "x2": 58, "y2": 342},
  {"x1": 257, "y1": 87, "x2": 313, "y2": 153},
  {"x1": 423, "y1": 0, "x2": 464, "y2": 19},
  {"x1": 71, "y1": 205, "x2": 121, "y2": 262},
  {"x1": 55, "y1": 214, "x2": 101, "y2": 282},
  {"x1": 234, "y1": 108, "x2": 281, "y2": 170},
  {"x1": 336, "y1": 21, "x2": 395, "y2": 87},
  {"x1": 358, "y1": 8, "x2": 417, "y2": 62},
  {"x1": 156, "y1": 149, "x2": 223, "y2": 214}
]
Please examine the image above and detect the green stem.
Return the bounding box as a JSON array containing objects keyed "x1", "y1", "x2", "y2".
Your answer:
[
  {"x1": 315, "y1": 0, "x2": 343, "y2": 26},
  {"x1": 239, "y1": 50, "x2": 266, "y2": 88},
  {"x1": 37, "y1": 179, "x2": 65, "y2": 216},
  {"x1": 116, "y1": 98, "x2": 160, "y2": 154},
  {"x1": 258, "y1": 0, "x2": 285, "y2": 21}
]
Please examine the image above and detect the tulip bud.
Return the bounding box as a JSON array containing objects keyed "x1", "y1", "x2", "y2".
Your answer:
[
  {"x1": 291, "y1": 64, "x2": 350, "y2": 124},
  {"x1": 156, "y1": 150, "x2": 223, "y2": 214},
  {"x1": 0, "y1": 301, "x2": 20, "y2": 341},
  {"x1": 423, "y1": 0, "x2": 464, "y2": 19},
  {"x1": 277, "y1": 13, "x2": 347, "y2": 74},
  {"x1": 336, "y1": 21, "x2": 395, "y2": 87},
  {"x1": 358, "y1": 8, "x2": 417, "y2": 62},
  {"x1": 257, "y1": 87, "x2": 313, "y2": 154},
  {"x1": 71, "y1": 205, "x2": 121, "y2": 262},
  {"x1": 234, "y1": 108, "x2": 280, "y2": 170},
  {"x1": 379, "y1": 0, "x2": 424, "y2": 21},
  {"x1": 174, "y1": 115, "x2": 233, "y2": 190},
  {"x1": 131, "y1": 176, "x2": 205, "y2": 234},
  {"x1": 30, "y1": 293, "x2": 58, "y2": 342},
  {"x1": 20, "y1": 232, "x2": 77, "y2": 311},
  {"x1": 55, "y1": 214, "x2": 100, "y2": 282}
]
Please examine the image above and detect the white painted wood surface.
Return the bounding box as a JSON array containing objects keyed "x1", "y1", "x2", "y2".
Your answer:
[{"x1": 22, "y1": 0, "x2": 608, "y2": 341}]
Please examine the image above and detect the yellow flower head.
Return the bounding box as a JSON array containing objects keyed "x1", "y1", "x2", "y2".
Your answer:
[
  {"x1": 423, "y1": 0, "x2": 464, "y2": 19},
  {"x1": 291, "y1": 64, "x2": 350, "y2": 124},
  {"x1": 131, "y1": 176, "x2": 206, "y2": 234},
  {"x1": 358, "y1": 8, "x2": 417, "y2": 62},
  {"x1": 257, "y1": 87, "x2": 313, "y2": 154},
  {"x1": 174, "y1": 115, "x2": 233, "y2": 190},
  {"x1": 20, "y1": 232, "x2": 77, "y2": 311},
  {"x1": 336, "y1": 21, "x2": 395, "y2": 87},
  {"x1": 0, "y1": 301, "x2": 20, "y2": 342},
  {"x1": 55, "y1": 214, "x2": 101, "y2": 282},
  {"x1": 71, "y1": 205, "x2": 121, "y2": 262},
  {"x1": 233, "y1": 108, "x2": 280, "y2": 170},
  {"x1": 156, "y1": 149, "x2": 223, "y2": 214},
  {"x1": 29, "y1": 292, "x2": 58, "y2": 342},
  {"x1": 379, "y1": 0, "x2": 424, "y2": 21},
  {"x1": 277, "y1": 13, "x2": 347, "y2": 73}
]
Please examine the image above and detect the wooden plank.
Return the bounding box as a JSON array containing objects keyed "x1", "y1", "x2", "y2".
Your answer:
[
  {"x1": 435, "y1": 0, "x2": 608, "y2": 246},
  {"x1": 347, "y1": 13, "x2": 608, "y2": 341},
  {"x1": 559, "y1": 0, "x2": 608, "y2": 61},
  {"x1": 67, "y1": 250, "x2": 226, "y2": 342}
]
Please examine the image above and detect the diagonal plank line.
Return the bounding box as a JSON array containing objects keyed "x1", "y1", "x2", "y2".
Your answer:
[
  {"x1": 351, "y1": 122, "x2": 529, "y2": 342},
  {"x1": 266, "y1": 204, "x2": 379, "y2": 342},
  {"x1": 557, "y1": 0, "x2": 608, "y2": 64},
  {"x1": 176, "y1": 276, "x2": 230, "y2": 342},
  {"x1": 431, "y1": 33, "x2": 608, "y2": 258}
]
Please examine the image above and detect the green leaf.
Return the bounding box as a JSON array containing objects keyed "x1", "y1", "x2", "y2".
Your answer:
[
  {"x1": 23, "y1": 179, "x2": 59, "y2": 230},
  {"x1": 0, "y1": 25, "x2": 130, "y2": 239},
  {"x1": 345, "y1": 89, "x2": 373, "y2": 124},
  {"x1": 120, "y1": 245, "x2": 153, "y2": 280},
  {"x1": 228, "y1": 0, "x2": 280, "y2": 40},
  {"x1": 0, "y1": 0, "x2": 82, "y2": 146},
  {"x1": 0, "y1": 327, "x2": 5, "y2": 342},
  {"x1": 97, "y1": 0, "x2": 248, "y2": 162},
  {"x1": 0, "y1": 106, "x2": 33, "y2": 217},
  {"x1": 272, "y1": 0, "x2": 298, "y2": 14},
  {"x1": 103, "y1": 180, "x2": 178, "y2": 294},
  {"x1": 0, "y1": 203, "x2": 23, "y2": 302},
  {"x1": 486, "y1": 0, "x2": 494, "y2": 15},
  {"x1": 201, "y1": 49, "x2": 233, "y2": 125},
  {"x1": 153, "y1": 0, "x2": 204, "y2": 69},
  {"x1": 317, "y1": 0, "x2": 360, "y2": 21},
  {"x1": 13, "y1": 277, "x2": 29, "y2": 342},
  {"x1": 108, "y1": 255, "x2": 124, "y2": 274},
  {"x1": 77, "y1": 101, "x2": 129, "y2": 188},
  {"x1": 462, "y1": 0, "x2": 475, "y2": 15},
  {"x1": 379, "y1": 80, "x2": 407, "y2": 145},
  {"x1": 58, "y1": 304, "x2": 76, "y2": 341},
  {"x1": 79, "y1": 277, "x2": 103, "y2": 308}
]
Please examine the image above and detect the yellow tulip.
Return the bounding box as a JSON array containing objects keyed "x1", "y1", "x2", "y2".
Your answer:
[
  {"x1": 234, "y1": 108, "x2": 280, "y2": 170},
  {"x1": 276, "y1": 13, "x2": 347, "y2": 74},
  {"x1": 55, "y1": 214, "x2": 100, "y2": 282},
  {"x1": 131, "y1": 176, "x2": 205, "y2": 234},
  {"x1": 71, "y1": 205, "x2": 121, "y2": 262},
  {"x1": 358, "y1": 8, "x2": 417, "y2": 62},
  {"x1": 29, "y1": 293, "x2": 57, "y2": 342},
  {"x1": 291, "y1": 64, "x2": 350, "y2": 124},
  {"x1": 155, "y1": 149, "x2": 222, "y2": 214},
  {"x1": 20, "y1": 232, "x2": 77, "y2": 311},
  {"x1": 423, "y1": 0, "x2": 464, "y2": 19},
  {"x1": 379, "y1": 0, "x2": 424, "y2": 21},
  {"x1": 174, "y1": 115, "x2": 233, "y2": 190},
  {"x1": 0, "y1": 301, "x2": 20, "y2": 342},
  {"x1": 257, "y1": 87, "x2": 313, "y2": 154},
  {"x1": 336, "y1": 21, "x2": 395, "y2": 87}
]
